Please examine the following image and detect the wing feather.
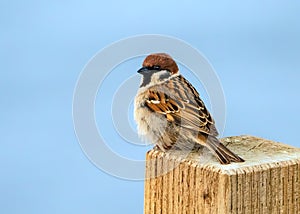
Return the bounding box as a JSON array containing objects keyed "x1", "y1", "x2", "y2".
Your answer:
[{"x1": 144, "y1": 75, "x2": 218, "y2": 136}]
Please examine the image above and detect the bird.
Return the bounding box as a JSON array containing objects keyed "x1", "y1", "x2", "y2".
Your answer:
[{"x1": 134, "y1": 53, "x2": 244, "y2": 164}]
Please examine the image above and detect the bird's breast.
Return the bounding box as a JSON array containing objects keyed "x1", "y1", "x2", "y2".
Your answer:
[{"x1": 134, "y1": 92, "x2": 167, "y2": 137}]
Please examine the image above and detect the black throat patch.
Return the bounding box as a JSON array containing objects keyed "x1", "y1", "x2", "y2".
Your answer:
[{"x1": 140, "y1": 71, "x2": 154, "y2": 87}]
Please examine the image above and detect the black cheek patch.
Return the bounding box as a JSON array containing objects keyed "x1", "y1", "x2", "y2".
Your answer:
[{"x1": 158, "y1": 72, "x2": 171, "y2": 81}]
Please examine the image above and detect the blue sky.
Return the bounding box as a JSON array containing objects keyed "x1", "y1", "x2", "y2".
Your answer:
[{"x1": 1, "y1": 1, "x2": 300, "y2": 213}]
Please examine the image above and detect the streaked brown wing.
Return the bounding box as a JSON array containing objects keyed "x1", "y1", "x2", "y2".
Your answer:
[{"x1": 145, "y1": 75, "x2": 218, "y2": 136}]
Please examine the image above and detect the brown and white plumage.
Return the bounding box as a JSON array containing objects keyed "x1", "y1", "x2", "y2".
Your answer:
[{"x1": 134, "y1": 53, "x2": 244, "y2": 164}]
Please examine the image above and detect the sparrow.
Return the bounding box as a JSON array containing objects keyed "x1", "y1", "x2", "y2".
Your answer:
[{"x1": 134, "y1": 53, "x2": 244, "y2": 164}]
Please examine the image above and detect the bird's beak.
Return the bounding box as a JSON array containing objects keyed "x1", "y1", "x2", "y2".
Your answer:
[{"x1": 137, "y1": 67, "x2": 149, "y2": 74}]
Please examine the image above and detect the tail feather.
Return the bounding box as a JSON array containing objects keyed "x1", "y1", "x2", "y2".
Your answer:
[{"x1": 206, "y1": 135, "x2": 245, "y2": 164}]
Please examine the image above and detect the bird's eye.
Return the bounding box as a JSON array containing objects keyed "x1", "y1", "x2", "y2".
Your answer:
[{"x1": 153, "y1": 65, "x2": 161, "y2": 70}]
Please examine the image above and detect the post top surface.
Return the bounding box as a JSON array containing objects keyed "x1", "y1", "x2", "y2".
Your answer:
[{"x1": 148, "y1": 135, "x2": 300, "y2": 175}]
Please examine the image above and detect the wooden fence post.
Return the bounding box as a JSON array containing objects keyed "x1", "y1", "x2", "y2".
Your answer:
[{"x1": 144, "y1": 135, "x2": 300, "y2": 214}]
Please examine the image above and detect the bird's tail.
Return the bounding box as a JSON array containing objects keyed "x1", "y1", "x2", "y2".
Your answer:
[{"x1": 205, "y1": 135, "x2": 245, "y2": 164}]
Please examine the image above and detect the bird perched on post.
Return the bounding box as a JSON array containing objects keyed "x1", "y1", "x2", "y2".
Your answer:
[{"x1": 134, "y1": 53, "x2": 244, "y2": 164}]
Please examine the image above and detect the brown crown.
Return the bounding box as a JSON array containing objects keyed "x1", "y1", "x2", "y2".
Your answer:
[{"x1": 142, "y1": 53, "x2": 179, "y2": 74}]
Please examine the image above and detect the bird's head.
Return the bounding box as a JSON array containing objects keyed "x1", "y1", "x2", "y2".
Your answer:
[{"x1": 137, "y1": 53, "x2": 179, "y2": 88}]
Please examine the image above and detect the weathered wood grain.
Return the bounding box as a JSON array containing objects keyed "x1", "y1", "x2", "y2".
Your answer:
[{"x1": 144, "y1": 135, "x2": 300, "y2": 214}]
